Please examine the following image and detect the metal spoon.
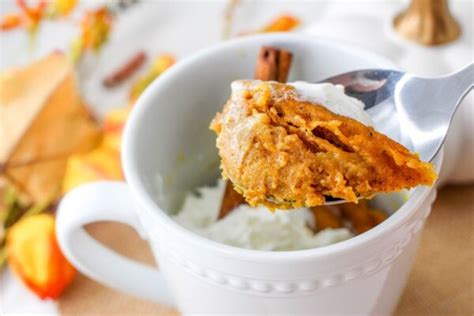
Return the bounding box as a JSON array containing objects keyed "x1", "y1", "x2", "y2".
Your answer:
[
  {"x1": 285, "y1": 63, "x2": 473, "y2": 206},
  {"x1": 322, "y1": 63, "x2": 473, "y2": 162}
]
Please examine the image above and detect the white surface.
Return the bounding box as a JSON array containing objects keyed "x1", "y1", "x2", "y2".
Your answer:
[
  {"x1": 0, "y1": 267, "x2": 58, "y2": 316},
  {"x1": 0, "y1": 0, "x2": 471, "y2": 314},
  {"x1": 174, "y1": 179, "x2": 353, "y2": 251}
]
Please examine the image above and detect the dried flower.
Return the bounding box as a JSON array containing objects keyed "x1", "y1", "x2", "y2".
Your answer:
[
  {"x1": 70, "y1": 7, "x2": 114, "y2": 62},
  {"x1": 6, "y1": 213, "x2": 76, "y2": 299},
  {"x1": 18, "y1": 0, "x2": 48, "y2": 33},
  {"x1": 0, "y1": 0, "x2": 47, "y2": 34}
]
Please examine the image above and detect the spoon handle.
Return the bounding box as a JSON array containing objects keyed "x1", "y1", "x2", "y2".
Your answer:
[
  {"x1": 445, "y1": 63, "x2": 473, "y2": 112},
  {"x1": 395, "y1": 63, "x2": 473, "y2": 162}
]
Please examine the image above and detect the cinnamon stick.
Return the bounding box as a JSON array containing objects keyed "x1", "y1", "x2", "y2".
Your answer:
[
  {"x1": 339, "y1": 200, "x2": 387, "y2": 235},
  {"x1": 310, "y1": 206, "x2": 343, "y2": 232},
  {"x1": 218, "y1": 181, "x2": 246, "y2": 219},
  {"x1": 217, "y1": 46, "x2": 293, "y2": 220},
  {"x1": 103, "y1": 52, "x2": 147, "y2": 88},
  {"x1": 254, "y1": 46, "x2": 293, "y2": 82}
]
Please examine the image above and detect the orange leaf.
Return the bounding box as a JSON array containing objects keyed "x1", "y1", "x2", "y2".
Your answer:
[
  {"x1": 261, "y1": 14, "x2": 300, "y2": 33},
  {"x1": 0, "y1": 14, "x2": 22, "y2": 31}
]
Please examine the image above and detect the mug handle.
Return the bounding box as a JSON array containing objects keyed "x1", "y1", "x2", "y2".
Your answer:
[{"x1": 56, "y1": 181, "x2": 175, "y2": 306}]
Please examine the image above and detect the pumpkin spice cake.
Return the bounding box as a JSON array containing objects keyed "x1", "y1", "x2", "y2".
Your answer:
[{"x1": 210, "y1": 80, "x2": 436, "y2": 209}]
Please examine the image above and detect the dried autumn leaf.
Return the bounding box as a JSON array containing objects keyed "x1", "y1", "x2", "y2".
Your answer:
[
  {"x1": 1, "y1": 185, "x2": 28, "y2": 230},
  {"x1": 62, "y1": 137, "x2": 123, "y2": 193},
  {"x1": 6, "y1": 213, "x2": 75, "y2": 299},
  {"x1": 1, "y1": 182, "x2": 53, "y2": 270},
  {"x1": 0, "y1": 52, "x2": 102, "y2": 204},
  {"x1": 103, "y1": 107, "x2": 130, "y2": 133},
  {"x1": 62, "y1": 105, "x2": 133, "y2": 193},
  {"x1": 102, "y1": 107, "x2": 131, "y2": 150},
  {"x1": 130, "y1": 54, "x2": 175, "y2": 102},
  {"x1": 48, "y1": 0, "x2": 77, "y2": 17},
  {"x1": 235, "y1": 14, "x2": 301, "y2": 37},
  {"x1": 1, "y1": 181, "x2": 56, "y2": 272},
  {"x1": 0, "y1": 0, "x2": 77, "y2": 33},
  {"x1": 0, "y1": 0, "x2": 46, "y2": 34},
  {"x1": 261, "y1": 14, "x2": 300, "y2": 33},
  {"x1": 0, "y1": 13, "x2": 22, "y2": 31}
]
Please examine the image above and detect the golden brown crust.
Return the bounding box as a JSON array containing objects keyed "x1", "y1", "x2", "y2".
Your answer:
[{"x1": 210, "y1": 81, "x2": 437, "y2": 209}]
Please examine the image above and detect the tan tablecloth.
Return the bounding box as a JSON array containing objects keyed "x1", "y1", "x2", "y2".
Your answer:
[{"x1": 58, "y1": 185, "x2": 474, "y2": 315}]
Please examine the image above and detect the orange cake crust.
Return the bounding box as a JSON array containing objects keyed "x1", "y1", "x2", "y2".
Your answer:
[{"x1": 210, "y1": 80, "x2": 437, "y2": 209}]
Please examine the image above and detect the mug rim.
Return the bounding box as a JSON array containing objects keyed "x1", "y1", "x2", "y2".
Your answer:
[{"x1": 123, "y1": 33, "x2": 439, "y2": 262}]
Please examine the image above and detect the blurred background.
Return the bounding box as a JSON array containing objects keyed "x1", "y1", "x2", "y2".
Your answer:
[{"x1": 0, "y1": 0, "x2": 472, "y2": 315}]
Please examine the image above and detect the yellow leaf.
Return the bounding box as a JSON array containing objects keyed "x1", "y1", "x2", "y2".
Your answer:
[
  {"x1": 103, "y1": 107, "x2": 131, "y2": 151},
  {"x1": 62, "y1": 139, "x2": 123, "y2": 193},
  {"x1": 0, "y1": 52, "x2": 102, "y2": 203},
  {"x1": 50, "y1": 0, "x2": 77, "y2": 16}
]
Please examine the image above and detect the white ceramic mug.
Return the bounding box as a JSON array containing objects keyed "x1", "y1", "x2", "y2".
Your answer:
[{"x1": 57, "y1": 34, "x2": 442, "y2": 315}]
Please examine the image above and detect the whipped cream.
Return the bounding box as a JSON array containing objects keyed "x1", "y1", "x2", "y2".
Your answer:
[
  {"x1": 289, "y1": 81, "x2": 374, "y2": 126},
  {"x1": 230, "y1": 80, "x2": 373, "y2": 126},
  {"x1": 173, "y1": 180, "x2": 353, "y2": 251}
]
